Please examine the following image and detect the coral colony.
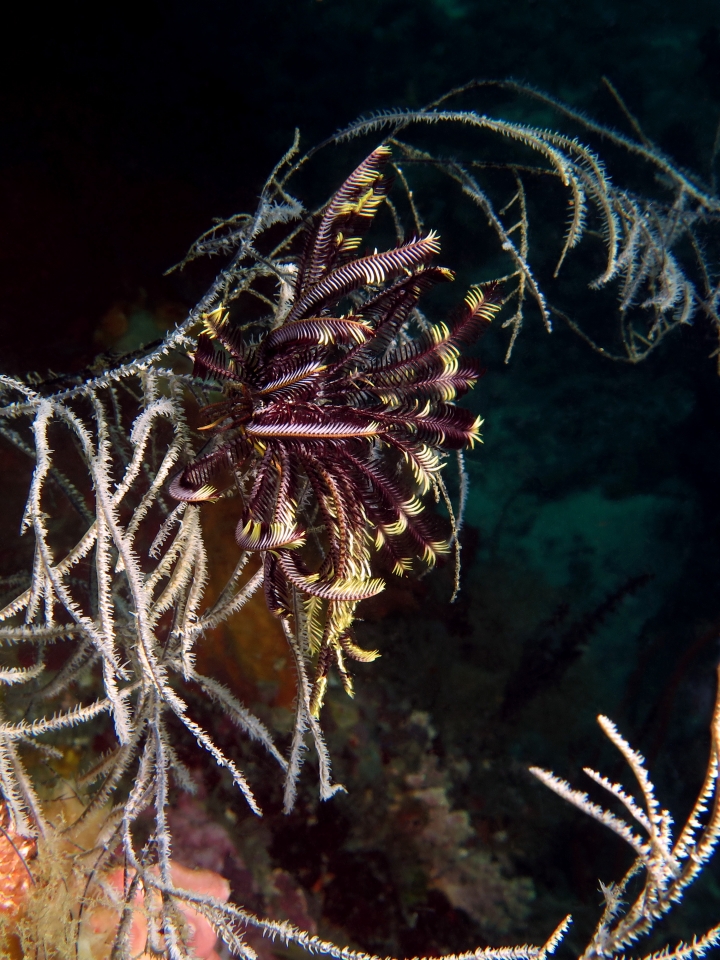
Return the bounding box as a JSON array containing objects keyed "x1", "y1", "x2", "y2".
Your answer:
[{"x1": 0, "y1": 83, "x2": 719, "y2": 958}]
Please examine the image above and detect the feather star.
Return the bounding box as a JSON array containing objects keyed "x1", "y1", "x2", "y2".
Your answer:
[{"x1": 170, "y1": 146, "x2": 500, "y2": 713}]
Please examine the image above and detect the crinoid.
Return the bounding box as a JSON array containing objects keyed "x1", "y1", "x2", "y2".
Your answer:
[{"x1": 170, "y1": 146, "x2": 500, "y2": 713}]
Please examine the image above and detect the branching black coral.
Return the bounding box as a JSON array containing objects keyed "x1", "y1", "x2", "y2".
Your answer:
[{"x1": 531, "y1": 704, "x2": 720, "y2": 960}]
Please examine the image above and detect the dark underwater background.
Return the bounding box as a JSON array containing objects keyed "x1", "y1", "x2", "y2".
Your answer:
[{"x1": 1, "y1": 0, "x2": 720, "y2": 956}]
